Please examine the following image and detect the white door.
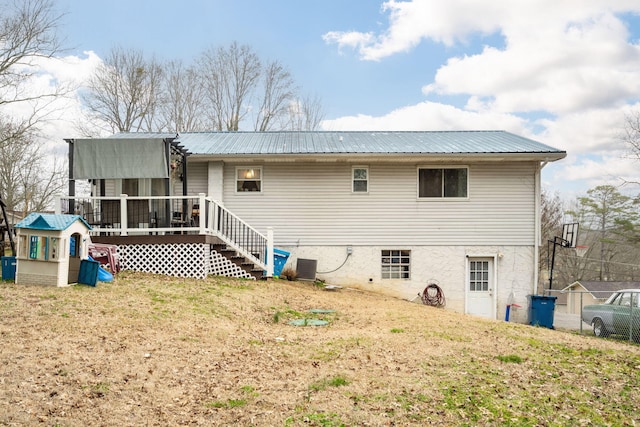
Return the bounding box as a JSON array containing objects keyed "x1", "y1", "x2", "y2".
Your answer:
[{"x1": 466, "y1": 258, "x2": 495, "y2": 318}]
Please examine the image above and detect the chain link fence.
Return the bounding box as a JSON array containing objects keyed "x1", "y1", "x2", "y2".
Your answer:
[{"x1": 547, "y1": 289, "x2": 640, "y2": 343}]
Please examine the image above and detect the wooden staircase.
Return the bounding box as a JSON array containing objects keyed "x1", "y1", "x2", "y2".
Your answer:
[{"x1": 212, "y1": 244, "x2": 266, "y2": 280}]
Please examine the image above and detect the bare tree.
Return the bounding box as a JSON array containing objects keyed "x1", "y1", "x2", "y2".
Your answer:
[
  {"x1": 0, "y1": 116, "x2": 66, "y2": 214},
  {"x1": 623, "y1": 110, "x2": 640, "y2": 170},
  {"x1": 83, "y1": 46, "x2": 164, "y2": 133},
  {"x1": 253, "y1": 60, "x2": 296, "y2": 131},
  {"x1": 0, "y1": 0, "x2": 68, "y2": 215},
  {"x1": 198, "y1": 42, "x2": 262, "y2": 131},
  {"x1": 83, "y1": 41, "x2": 325, "y2": 133},
  {"x1": 539, "y1": 189, "x2": 563, "y2": 285},
  {"x1": 159, "y1": 60, "x2": 206, "y2": 132},
  {"x1": 0, "y1": 0, "x2": 64, "y2": 109},
  {"x1": 287, "y1": 93, "x2": 325, "y2": 131}
]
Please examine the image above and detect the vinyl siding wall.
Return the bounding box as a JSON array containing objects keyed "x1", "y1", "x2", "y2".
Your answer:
[
  {"x1": 174, "y1": 162, "x2": 208, "y2": 196},
  {"x1": 210, "y1": 161, "x2": 537, "y2": 247}
]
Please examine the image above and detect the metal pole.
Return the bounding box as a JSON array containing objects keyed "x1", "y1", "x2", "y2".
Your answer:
[
  {"x1": 579, "y1": 292, "x2": 583, "y2": 334},
  {"x1": 549, "y1": 237, "x2": 559, "y2": 291}
]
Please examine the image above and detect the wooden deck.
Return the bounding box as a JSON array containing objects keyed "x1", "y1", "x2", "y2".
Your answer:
[{"x1": 90, "y1": 234, "x2": 224, "y2": 246}]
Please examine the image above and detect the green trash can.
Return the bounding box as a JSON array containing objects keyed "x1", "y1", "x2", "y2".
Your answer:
[
  {"x1": 528, "y1": 295, "x2": 557, "y2": 329},
  {"x1": 2, "y1": 256, "x2": 16, "y2": 281}
]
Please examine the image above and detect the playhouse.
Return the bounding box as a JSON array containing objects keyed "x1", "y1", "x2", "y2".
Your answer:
[{"x1": 14, "y1": 213, "x2": 92, "y2": 286}]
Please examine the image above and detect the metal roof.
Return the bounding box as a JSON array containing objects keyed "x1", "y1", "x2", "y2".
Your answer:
[
  {"x1": 108, "y1": 131, "x2": 566, "y2": 159},
  {"x1": 562, "y1": 281, "x2": 640, "y2": 300}
]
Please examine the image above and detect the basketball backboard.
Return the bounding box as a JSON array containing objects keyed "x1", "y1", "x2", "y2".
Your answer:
[{"x1": 561, "y1": 223, "x2": 579, "y2": 248}]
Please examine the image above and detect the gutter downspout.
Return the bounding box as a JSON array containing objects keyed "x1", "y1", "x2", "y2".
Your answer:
[{"x1": 534, "y1": 161, "x2": 548, "y2": 296}]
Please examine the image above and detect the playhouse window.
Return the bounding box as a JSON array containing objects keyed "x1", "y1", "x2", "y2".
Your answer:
[
  {"x1": 381, "y1": 250, "x2": 411, "y2": 279},
  {"x1": 236, "y1": 167, "x2": 262, "y2": 192},
  {"x1": 28, "y1": 236, "x2": 49, "y2": 261},
  {"x1": 418, "y1": 167, "x2": 468, "y2": 198},
  {"x1": 19, "y1": 235, "x2": 28, "y2": 258},
  {"x1": 352, "y1": 167, "x2": 368, "y2": 193},
  {"x1": 49, "y1": 238, "x2": 59, "y2": 260}
]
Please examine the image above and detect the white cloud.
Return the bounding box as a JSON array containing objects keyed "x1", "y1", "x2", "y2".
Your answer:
[
  {"x1": 1, "y1": 51, "x2": 104, "y2": 155},
  {"x1": 321, "y1": 101, "x2": 527, "y2": 132},
  {"x1": 323, "y1": 1, "x2": 640, "y2": 196},
  {"x1": 426, "y1": 11, "x2": 640, "y2": 115}
]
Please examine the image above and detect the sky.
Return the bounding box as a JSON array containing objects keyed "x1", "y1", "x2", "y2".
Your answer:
[{"x1": 7, "y1": 0, "x2": 640, "y2": 199}]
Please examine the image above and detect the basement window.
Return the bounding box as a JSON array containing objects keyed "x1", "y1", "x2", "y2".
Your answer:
[
  {"x1": 236, "y1": 167, "x2": 262, "y2": 192},
  {"x1": 381, "y1": 250, "x2": 410, "y2": 279}
]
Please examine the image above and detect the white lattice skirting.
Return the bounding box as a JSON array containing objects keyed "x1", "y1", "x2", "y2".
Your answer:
[{"x1": 118, "y1": 243, "x2": 255, "y2": 280}]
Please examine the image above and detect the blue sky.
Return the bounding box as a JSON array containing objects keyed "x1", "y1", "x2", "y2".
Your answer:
[
  {"x1": 13, "y1": 1, "x2": 640, "y2": 199},
  {"x1": 58, "y1": 0, "x2": 446, "y2": 118}
]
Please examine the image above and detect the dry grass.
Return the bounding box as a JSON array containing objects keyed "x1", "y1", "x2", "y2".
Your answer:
[{"x1": 1, "y1": 272, "x2": 639, "y2": 426}]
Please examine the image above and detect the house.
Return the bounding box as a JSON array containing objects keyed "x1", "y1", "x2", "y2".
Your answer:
[
  {"x1": 561, "y1": 281, "x2": 640, "y2": 314},
  {"x1": 13, "y1": 213, "x2": 92, "y2": 286},
  {"x1": 62, "y1": 130, "x2": 566, "y2": 322}
]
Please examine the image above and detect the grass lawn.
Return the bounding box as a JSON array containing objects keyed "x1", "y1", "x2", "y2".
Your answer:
[{"x1": 1, "y1": 272, "x2": 639, "y2": 426}]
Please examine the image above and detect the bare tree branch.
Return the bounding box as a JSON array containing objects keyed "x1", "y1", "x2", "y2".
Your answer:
[
  {"x1": 0, "y1": 0, "x2": 64, "y2": 106},
  {"x1": 198, "y1": 41, "x2": 261, "y2": 131},
  {"x1": 159, "y1": 60, "x2": 207, "y2": 132},
  {"x1": 254, "y1": 60, "x2": 296, "y2": 131},
  {"x1": 82, "y1": 46, "x2": 164, "y2": 133},
  {"x1": 287, "y1": 93, "x2": 325, "y2": 131}
]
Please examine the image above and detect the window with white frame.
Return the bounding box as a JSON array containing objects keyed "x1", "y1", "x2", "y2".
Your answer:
[
  {"x1": 418, "y1": 167, "x2": 468, "y2": 198},
  {"x1": 469, "y1": 260, "x2": 489, "y2": 291},
  {"x1": 352, "y1": 166, "x2": 368, "y2": 192},
  {"x1": 236, "y1": 167, "x2": 262, "y2": 192},
  {"x1": 381, "y1": 250, "x2": 410, "y2": 279}
]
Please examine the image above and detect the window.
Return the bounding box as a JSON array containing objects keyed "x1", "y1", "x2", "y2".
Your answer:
[
  {"x1": 418, "y1": 167, "x2": 468, "y2": 198},
  {"x1": 236, "y1": 167, "x2": 262, "y2": 192},
  {"x1": 469, "y1": 260, "x2": 489, "y2": 291},
  {"x1": 381, "y1": 250, "x2": 410, "y2": 279},
  {"x1": 619, "y1": 293, "x2": 632, "y2": 307},
  {"x1": 122, "y1": 178, "x2": 139, "y2": 196},
  {"x1": 50, "y1": 238, "x2": 59, "y2": 260},
  {"x1": 352, "y1": 167, "x2": 368, "y2": 192}
]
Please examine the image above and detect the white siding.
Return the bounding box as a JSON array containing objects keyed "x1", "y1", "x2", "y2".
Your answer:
[
  {"x1": 219, "y1": 161, "x2": 537, "y2": 246},
  {"x1": 277, "y1": 244, "x2": 533, "y2": 323},
  {"x1": 105, "y1": 179, "x2": 116, "y2": 196},
  {"x1": 184, "y1": 162, "x2": 208, "y2": 196}
]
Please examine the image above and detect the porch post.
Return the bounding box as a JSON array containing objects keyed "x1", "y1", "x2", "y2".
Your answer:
[
  {"x1": 265, "y1": 227, "x2": 274, "y2": 278},
  {"x1": 120, "y1": 194, "x2": 128, "y2": 236},
  {"x1": 67, "y1": 139, "x2": 76, "y2": 214},
  {"x1": 54, "y1": 195, "x2": 61, "y2": 215},
  {"x1": 198, "y1": 193, "x2": 206, "y2": 235},
  {"x1": 164, "y1": 138, "x2": 171, "y2": 227}
]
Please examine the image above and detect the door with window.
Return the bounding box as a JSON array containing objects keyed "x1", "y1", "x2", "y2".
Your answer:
[{"x1": 466, "y1": 257, "x2": 495, "y2": 318}]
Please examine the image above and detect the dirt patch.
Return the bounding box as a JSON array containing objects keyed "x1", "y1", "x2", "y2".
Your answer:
[{"x1": 1, "y1": 272, "x2": 639, "y2": 426}]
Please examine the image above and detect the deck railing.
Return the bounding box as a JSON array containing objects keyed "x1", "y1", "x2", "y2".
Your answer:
[{"x1": 55, "y1": 193, "x2": 273, "y2": 277}]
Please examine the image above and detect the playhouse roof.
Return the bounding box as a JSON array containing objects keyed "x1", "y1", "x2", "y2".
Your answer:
[{"x1": 14, "y1": 213, "x2": 92, "y2": 231}]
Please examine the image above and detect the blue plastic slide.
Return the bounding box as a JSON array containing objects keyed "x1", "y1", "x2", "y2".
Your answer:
[{"x1": 87, "y1": 256, "x2": 114, "y2": 282}]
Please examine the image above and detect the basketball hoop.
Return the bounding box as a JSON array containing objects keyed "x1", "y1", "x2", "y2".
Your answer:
[{"x1": 575, "y1": 245, "x2": 588, "y2": 258}]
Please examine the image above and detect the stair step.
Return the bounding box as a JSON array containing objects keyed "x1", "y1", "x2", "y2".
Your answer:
[{"x1": 210, "y1": 244, "x2": 266, "y2": 280}]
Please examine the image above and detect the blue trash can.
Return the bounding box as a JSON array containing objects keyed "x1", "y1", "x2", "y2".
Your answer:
[
  {"x1": 78, "y1": 259, "x2": 100, "y2": 287},
  {"x1": 528, "y1": 295, "x2": 557, "y2": 329},
  {"x1": 2, "y1": 256, "x2": 17, "y2": 281}
]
